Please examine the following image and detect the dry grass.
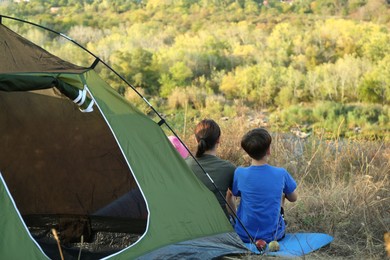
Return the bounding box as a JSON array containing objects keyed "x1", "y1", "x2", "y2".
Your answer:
[{"x1": 183, "y1": 117, "x2": 390, "y2": 259}]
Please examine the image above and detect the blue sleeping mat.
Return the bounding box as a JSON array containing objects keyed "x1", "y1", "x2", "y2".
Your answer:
[{"x1": 244, "y1": 233, "x2": 333, "y2": 257}]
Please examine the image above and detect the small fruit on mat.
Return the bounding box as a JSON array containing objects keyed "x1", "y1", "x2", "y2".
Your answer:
[
  {"x1": 268, "y1": 240, "x2": 280, "y2": 252},
  {"x1": 255, "y1": 239, "x2": 267, "y2": 250}
]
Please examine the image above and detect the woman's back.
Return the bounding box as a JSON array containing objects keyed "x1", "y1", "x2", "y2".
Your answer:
[
  {"x1": 186, "y1": 154, "x2": 235, "y2": 216},
  {"x1": 185, "y1": 119, "x2": 235, "y2": 218}
]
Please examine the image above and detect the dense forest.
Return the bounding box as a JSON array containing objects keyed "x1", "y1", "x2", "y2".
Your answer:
[{"x1": 1, "y1": 0, "x2": 390, "y2": 138}]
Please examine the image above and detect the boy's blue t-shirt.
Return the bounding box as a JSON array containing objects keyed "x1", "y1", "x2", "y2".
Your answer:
[{"x1": 232, "y1": 164, "x2": 297, "y2": 243}]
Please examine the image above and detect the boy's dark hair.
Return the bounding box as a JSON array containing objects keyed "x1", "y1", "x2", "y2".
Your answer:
[
  {"x1": 241, "y1": 128, "x2": 272, "y2": 160},
  {"x1": 195, "y1": 119, "x2": 221, "y2": 157}
]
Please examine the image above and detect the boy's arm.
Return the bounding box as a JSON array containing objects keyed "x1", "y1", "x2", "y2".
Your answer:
[
  {"x1": 284, "y1": 171, "x2": 298, "y2": 203},
  {"x1": 285, "y1": 190, "x2": 298, "y2": 202}
]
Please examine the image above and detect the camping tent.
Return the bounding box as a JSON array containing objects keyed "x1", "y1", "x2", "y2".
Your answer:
[{"x1": 0, "y1": 15, "x2": 250, "y2": 259}]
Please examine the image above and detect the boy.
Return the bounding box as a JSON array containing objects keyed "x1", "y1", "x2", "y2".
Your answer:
[{"x1": 232, "y1": 128, "x2": 297, "y2": 243}]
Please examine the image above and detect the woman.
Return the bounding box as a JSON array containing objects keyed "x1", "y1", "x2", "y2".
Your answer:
[{"x1": 185, "y1": 119, "x2": 236, "y2": 218}]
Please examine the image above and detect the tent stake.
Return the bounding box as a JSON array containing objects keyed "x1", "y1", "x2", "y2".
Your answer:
[
  {"x1": 51, "y1": 228, "x2": 64, "y2": 260},
  {"x1": 78, "y1": 235, "x2": 84, "y2": 260}
]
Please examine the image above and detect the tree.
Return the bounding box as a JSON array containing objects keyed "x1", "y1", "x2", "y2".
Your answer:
[
  {"x1": 333, "y1": 55, "x2": 368, "y2": 103},
  {"x1": 276, "y1": 66, "x2": 307, "y2": 106},
  {"x1": 361, "y1": 27, "x2": 390, "y2": 62},
  {"x1": 169, "y1": 61, "x2": 193, "y2": 86},
  {"x1": 110, "y1": 48, "x2": 158, "y2": 93},
  {"x1": 159, "y1": 73, "x2": 177, "y2": 98},
  {"x1": 219, "y1": 72, "x2": 240, "y2": 99},
  {"x1": 266, "y1": 22, "x2": 296, "y2": 66},
  {"x1": 358, "y1": 54, "x2": 390, "y2": 105}
]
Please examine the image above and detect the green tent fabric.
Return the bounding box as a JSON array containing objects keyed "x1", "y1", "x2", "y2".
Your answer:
[
  {"x1": 0, "y1": 176, "x2": 48, "y2": 260},
  {"x1": 0, "y1": 16, "x2": 249, "y2": 259}
]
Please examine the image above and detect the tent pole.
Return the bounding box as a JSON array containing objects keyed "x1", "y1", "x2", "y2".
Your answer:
[{"x1": 0, "y1": 14, "x2": 257, "y2": 250}]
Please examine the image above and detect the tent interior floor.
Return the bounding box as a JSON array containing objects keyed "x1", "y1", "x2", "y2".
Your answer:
[{"x1": 24, "y1": 214, "x2": 146, "y2": 260}]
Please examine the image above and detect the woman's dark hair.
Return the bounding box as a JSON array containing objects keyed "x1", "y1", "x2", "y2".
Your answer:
[
  {"x1": 194, "y1": 119, "x2": 221, "y2": 157},
  {"x1": 241, "y1": 128, "x2": 272, "y2": 160}
]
